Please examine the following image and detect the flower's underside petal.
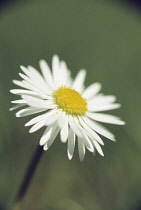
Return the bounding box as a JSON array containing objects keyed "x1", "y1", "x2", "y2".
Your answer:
[
  {"x1": 92, "y1": 140, "x2": 104, "y2": 156},
  {"x1": 78, "y1": 137, "x2": 86, "y2": 161},
  {"x1": 60, "y1": 115, "x2": 69, "y2": 143},
  {"x1": 67, "y1": 128, "x2": 76, "y2": 160}
]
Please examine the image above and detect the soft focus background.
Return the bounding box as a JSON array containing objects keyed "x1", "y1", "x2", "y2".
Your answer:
[{"x1": 0, "y1": 0, "x2": 141, "y2": 209}]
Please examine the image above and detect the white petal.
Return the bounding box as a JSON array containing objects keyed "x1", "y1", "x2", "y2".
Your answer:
[
  {"x1": 16, "y1": 107, "x2": 46, "y2": 117},
  {"x1": 81, "y1": 133, "x2": 94, "y2": 152},
  {"x1": 10, "y1": 89, "x2": 37, "y2": 96},
  {"x1": 78, "y1": 137, "x2": 86, "y2": 161},
  {"x1": 72, "y1": 117, "x2": 97, "y2": 149},
  {"x1": 20, "y1": 70, "x2": 50, "y2": 94},
  {"x1": 40, "y1": 126, "x2": 54, "y2": 146},
  {"x1": 27, "y1": 65, "x2": 49, "y2": 89},
  {"x1": 87, "y1": 112, "x2": 125, "y2": 125},
  {"x1": 20, "y1": 66, "x2": 35, "y2": 80},
  {"x1": 39, "y1": 59, "x2": 55, "y2": 90},
  {"x1": 72, "y1": 69, "x2": 86, "y2": 93},
  {"x1": 88, "y1": 103, "x2": 121, "y2": 112},
  {"x1": 78, "y1": 117, "x2": 104, "y2": 145},
  {"x1": 45, "y1": 111, "x2": 60, "y2": 126},
  {"x1": 19, "y1": 71, "x2": 50, "y2": 95},
  {"x1": 60, "y1": 61, "x2": 72, "y2": 86},
  {"x1": 29, "y1": 120, "x2": 45, "y2": 133},
  {"x1": 67, "y1": 128, "x2": 76, "y2": 160},
  {"x1": 11, "y1": 99, "x2": 26, "y2": 104},
  {"x1": 25, "y1": 110, "x2": 55, "y2": 126},
  {"x1": 22, "y1": 65, "x2": 50, "y2": 91},
  {"x1": 82, "y1": 83, "x2": 101, "y2": 99},
  {"x1": 83, "y1": 116, "x2": 115, "y2": 141},
  {"x1": 10, "y1": 104, "x2": 26, "y2": 111},
  {"x1": 22, "y1": 80, "x2": 51, "y2": 99},
  {"x1": 88, "y1": 95, "x2": 117, "y2": 105},
  {"x1": 43, "y1": 144, "x2": 48, "y2": 150},
  {"x1": 57, "y1": 112, "x2": 66, "y2": 129},
  {"x1": 68, "y1": 115, "x2": 83, "y2": 138},
  {"x1": 25, "y1": 113, "x2": 47, "y2": 126},
  {"x1": 13, "y1": 80, "x2": 26, "y2": 89},
  {"x1": 60, "y1": 115, "x2": 69, "y2": 143},
  {"x1": 19, "y1": 72, "x2": 34, "y2": 84},
  {"x1": 93, "y1": 140, "x2": 104, "y2": 156},
  {"x1": 22, "y1": 95, "x2": 54, "y2": 109},
  {"x1": 43, "y1": 126, "x2": 60, "y2": 150}
]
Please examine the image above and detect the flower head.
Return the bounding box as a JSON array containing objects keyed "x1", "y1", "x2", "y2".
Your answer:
[{"x1": 10, "y1": 55, "x2": 125, "y2": 161}]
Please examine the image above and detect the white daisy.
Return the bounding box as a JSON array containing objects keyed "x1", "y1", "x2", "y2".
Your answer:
[{"x1": 10, "y1": 55, "x2": 125, "y2": 161}]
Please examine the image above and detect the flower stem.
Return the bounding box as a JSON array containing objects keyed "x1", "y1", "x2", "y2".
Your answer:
[{"x1": 15, "y1": 145, "x2": 44, "y2": 203}]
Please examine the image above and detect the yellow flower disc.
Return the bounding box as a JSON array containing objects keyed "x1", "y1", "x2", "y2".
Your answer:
[{"x1": 53, "y1": 86, "x2": 88, "y2": 115}]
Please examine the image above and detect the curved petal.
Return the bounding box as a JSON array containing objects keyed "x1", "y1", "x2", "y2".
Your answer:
[
  {"x1": 40, "y1": 126, "x2": 54, "y2": 146},
  {"x1": 43, "y1": 126, "x2": 60, "y2": 150},
  {"x1": 78, "y1": 137, "x2": 86, "y2": 161},
  {"x1": 68, "y1": 115, "x2": 83, "y2": 138},
  {"x1": 60, "y1": 115, "x2": 69, "y2": 143},
  {"x1": 93, "y1": 140, "x2": 104, "y2": 156},
  {"x1": 81, "y1": 133, "x2": 94, "y2": 152},
  {"x1": 67, "y1": 128, "x2": 76, "y2": 160},
  {"x1": 29, "y1": 120, "x2": 45, "y2": 133}
]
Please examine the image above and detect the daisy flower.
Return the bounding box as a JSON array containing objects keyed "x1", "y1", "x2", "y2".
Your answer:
[{"x1": 10, "y1": 55, "x2": 125, "y2": 161}]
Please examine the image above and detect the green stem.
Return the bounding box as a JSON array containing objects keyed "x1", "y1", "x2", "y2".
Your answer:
[{"x1": 14, "y1": 145, "x2": 44, "y2": 206}]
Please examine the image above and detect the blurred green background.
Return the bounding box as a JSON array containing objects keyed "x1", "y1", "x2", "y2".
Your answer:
[{"x1": 1, "y1": 0, "x2": 141, "y2": 209}]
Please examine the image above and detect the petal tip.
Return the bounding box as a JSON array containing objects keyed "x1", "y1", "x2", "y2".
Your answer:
[{"x1": 16, "y1": 113, "x2": 20, "y2": 117}]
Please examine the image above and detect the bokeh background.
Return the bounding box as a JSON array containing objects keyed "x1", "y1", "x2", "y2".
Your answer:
[{"x1": 1, "y1": 0, "x2": 141, "y2": 209}]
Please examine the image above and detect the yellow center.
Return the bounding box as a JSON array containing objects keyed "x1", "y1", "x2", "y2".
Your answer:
[{"x1": 53, "y1": 86, "x2": 88, "y2": 115}]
